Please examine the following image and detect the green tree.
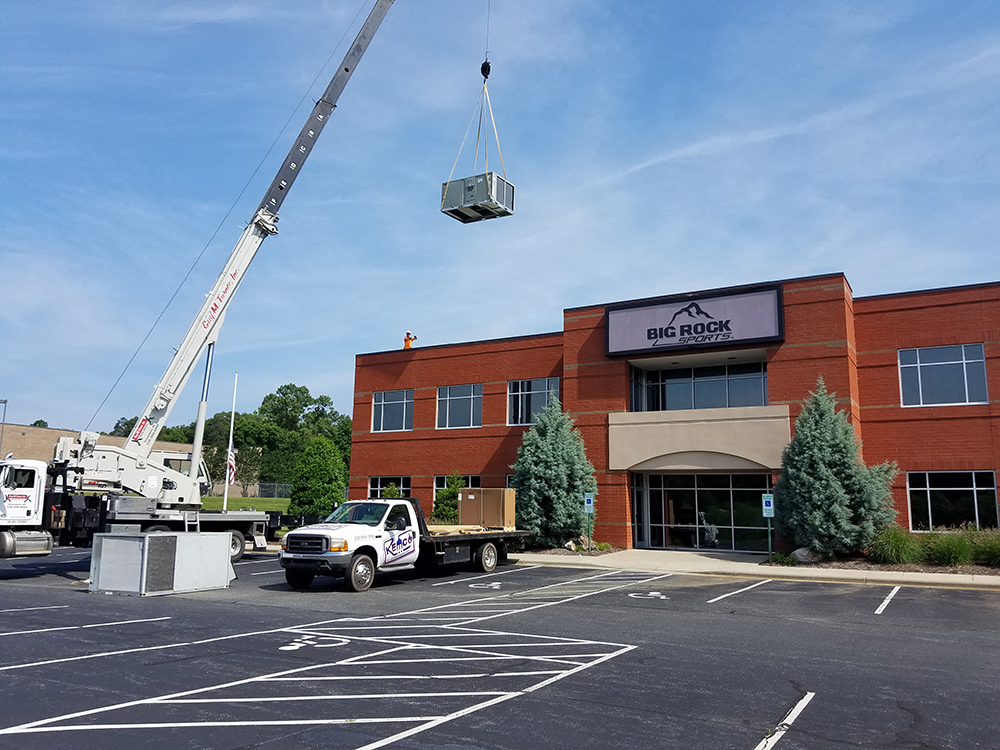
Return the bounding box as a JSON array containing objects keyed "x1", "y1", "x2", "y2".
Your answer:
[
  {"x1": 382, "y1": 482, "x2": 402, "y2": 499},
  {"x1": 431, "y1": 472, "x2": 465, "y2": 523},
  {"x1": 234, "y1": 446, "x2": 264, "y2": 497},
  {"x1": 159, "y1": 423, "x2": 195, "y2": 443},
  {"x1": 202, "y1": 444, "x2": 227, "y2": 495},
  {"x1": 30, "y1": 419, "x2": 48, "y2": 428},
  {"x1": 289, "y1": 437, "x2": 346, "y2": 517},
  {"x1": 774, "y1": 378, "x2": 897, "y2": 556},
  {"x1": 110, "y1": 416, "x2": 138, "y2": 437},
  {"x1": 511, "y1": 397, "x2": 597, "y2": 547}
]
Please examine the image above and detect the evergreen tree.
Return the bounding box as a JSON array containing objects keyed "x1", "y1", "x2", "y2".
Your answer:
[
  {"x1": 289, "y1": 436, "x2": 346, "y2": 517},
  {"x1": 511, "y1": 397, "x2": 597, "y2": 547},
  {"x1": 431, "y1": 472, "x2": 465, "y2": 523},
  {"x1": 775, "y1": 378, "x2": 897, "y2": 556},
  {"x1": 381, "y1": 482, "x2": 402, "y2": 499}
]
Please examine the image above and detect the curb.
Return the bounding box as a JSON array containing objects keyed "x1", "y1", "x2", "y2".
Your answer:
[{"x1": 509, "y1": 555, "x2": 1000, "y2": 591}]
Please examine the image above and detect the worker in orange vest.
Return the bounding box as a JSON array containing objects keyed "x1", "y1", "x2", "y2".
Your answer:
[{"x1": 404, "y1": 330, "x2": 417, "y2": 349}]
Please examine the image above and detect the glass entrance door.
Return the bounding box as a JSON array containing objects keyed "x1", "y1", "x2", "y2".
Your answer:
[{"x1": 631, "y1": 473, "x2": 773, "y2": 552}]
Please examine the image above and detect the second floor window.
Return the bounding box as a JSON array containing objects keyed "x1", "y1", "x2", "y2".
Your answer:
[
  {"x1": 437, "y1": 384, "x2": 483, "y2": 428},
  {"x1": 372, "y1": 389, "x2": 414, "y2": 432},
  {"x1": 899, "y1": 344, "x2": 987, "y2": 407},
  {"x1": 508, "y1": 378, "x2": 559, "y2": 425},
  {"x1": 630, "y1": 362, "x2": 768, "y2": 412}
]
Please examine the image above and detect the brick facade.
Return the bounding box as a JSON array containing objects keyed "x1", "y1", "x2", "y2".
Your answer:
[{"x1": 350, "y1": 273, "x2": 1000, "y2": 548}]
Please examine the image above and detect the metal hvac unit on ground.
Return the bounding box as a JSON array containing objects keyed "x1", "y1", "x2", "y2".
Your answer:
[{"x1": 441, "y1": 171, "x2": 514, "y2": 223}]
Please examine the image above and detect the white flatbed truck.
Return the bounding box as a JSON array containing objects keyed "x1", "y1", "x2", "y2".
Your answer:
[{"x1": 279, "y1": 498, "x2": 531, "y2": 591}]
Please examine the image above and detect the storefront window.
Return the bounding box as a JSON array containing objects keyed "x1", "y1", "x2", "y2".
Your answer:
[
  {"x1": 630, "y1": 363, "x2": 768, "y2": 412},
  {"x1": 634, "y1": 473, "x2": 772, "y2": 552},
  {"x1": 907, "y1": 472, "x2": 997, "y2": 530}
]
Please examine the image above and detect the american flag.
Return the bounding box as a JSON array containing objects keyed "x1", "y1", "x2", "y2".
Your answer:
[{"x1": 227, "y1": 445, "x2": 236, "y2": 485}]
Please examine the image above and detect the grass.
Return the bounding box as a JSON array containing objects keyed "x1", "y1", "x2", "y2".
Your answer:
[
  {"x1": 200, "y1": 496, "x2": 290, "y2": 513},
  {"x1": 868, "y1": 525, "x2": 924, "y2": 565}
]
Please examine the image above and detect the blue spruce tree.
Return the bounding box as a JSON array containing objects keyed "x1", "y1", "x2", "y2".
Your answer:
[
  {"x1": 775, "y1": 378, "x2": 897, "y2": 556},
  {"x1": 511, "y1": 398, "x2": 598, "y2": 547}
]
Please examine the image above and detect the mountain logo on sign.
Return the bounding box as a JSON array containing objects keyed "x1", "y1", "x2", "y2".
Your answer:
[
  {"x1": 647, "y1": 302, "x2": 733, "y2": 346},
  {"x1": 666, "y1": 302, "x2": 714, "y2": 327}
]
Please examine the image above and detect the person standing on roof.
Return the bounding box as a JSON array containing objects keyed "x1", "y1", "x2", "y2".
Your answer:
[{"x1": 404, "y1": 331, "x2": 417, "y2": 350}]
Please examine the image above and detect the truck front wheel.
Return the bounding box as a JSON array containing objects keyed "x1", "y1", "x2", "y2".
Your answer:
[
  {"x1": 475, "y1": 542, "x2": 498, "y2": 573},
  {"x1": 347, "y1": 554, "x2": 375, "y2": 592},
  {"x1": 227, "y1": 530, "x2": 246, "y2": 562},
  {"x1": 285, "y1": 569, "x2": 314, "y2": 590}
]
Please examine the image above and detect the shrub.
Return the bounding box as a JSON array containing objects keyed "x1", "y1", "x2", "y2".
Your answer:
[
  {"x1": 970, "y1": 529, "x2": 1000, "y2": 567},
  {"x1": 924, "y1": 533, "x2": 973, "y2": 567},
  {"x1": 771, "y1": 551, "x2": 798, "y2": 566},
  {"x1": 868, "y1": 525, "x2": 924, "y2": 565}
]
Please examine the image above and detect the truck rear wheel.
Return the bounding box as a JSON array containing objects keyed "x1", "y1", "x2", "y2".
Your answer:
[
  {"x1": 227, "y1": 530, "x2": 246, "y2": 562},
  {"x1": 285, "y1": 569, "x2": 314, "y2": 590},
  {"x1": 475, "y1": 542, "x2": 498, "y2": 573},
  {"x1": 348, "y1": 553, "x2": 375, "y2": 592}
]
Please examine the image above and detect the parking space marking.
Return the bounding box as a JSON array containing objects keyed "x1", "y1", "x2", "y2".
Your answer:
[
  {"x1": 874, "y1": 586, "x2": 901, "y2": 615},
  {"x1": 752, "y1": 691, "x2": 815, "y2": 750},
  {"x1": 235, "y1": 558, "x2": 279, "y2": 566},
  {"x1": 706, "y1": 579, "x2": 772, "y2": 603},
  {"x1": 250, "y1": 569, "x2": 286, "y2": 576},
  {"x1": 0, "y1": 606, "x2": 69, "y2": 614},
  {"x1": 431, "y1": 566, "x2": 541, "y2": 586},
  {"x1": 0, "y1": 616, "x2": 170, "y2": 638},
  {"x1": 0, "y1": 623, "x2": 634, "y2": 746}
]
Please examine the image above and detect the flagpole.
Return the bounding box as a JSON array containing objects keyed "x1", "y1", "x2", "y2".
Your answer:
[{"x1": 223, "y1": 370, "x2": 238, "y2": 512}]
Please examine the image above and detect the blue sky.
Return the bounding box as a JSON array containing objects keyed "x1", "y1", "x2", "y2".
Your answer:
[{"x1": 3, "y1": 1, "x2": 998, "y2": 433}]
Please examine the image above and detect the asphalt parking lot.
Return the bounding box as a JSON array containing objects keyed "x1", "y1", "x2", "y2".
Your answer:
[{"x1": 2, "y1": 547, "x2": 999, "y2": 750}]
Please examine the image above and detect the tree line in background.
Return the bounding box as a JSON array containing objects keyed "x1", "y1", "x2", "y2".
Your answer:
[{"x1": 108, "y1": 384, "x2": 350, "y2": 514}]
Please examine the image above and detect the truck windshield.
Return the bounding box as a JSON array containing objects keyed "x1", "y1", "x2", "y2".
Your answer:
[{"x1": 323, "y1": 502, "x2": 389, "y2": 527}]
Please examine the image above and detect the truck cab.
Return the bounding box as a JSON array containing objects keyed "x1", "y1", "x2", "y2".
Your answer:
[
  {"x1": 0, "y1": 459, "x2": 53, "y2": 557},
  {"x1": 279, "y1": 499, "x2": 421, "y2": 591}
]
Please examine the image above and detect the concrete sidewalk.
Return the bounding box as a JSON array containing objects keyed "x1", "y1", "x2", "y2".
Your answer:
[{"x1": 510, "y1": 548, "x2": 1000, "y2": 590}]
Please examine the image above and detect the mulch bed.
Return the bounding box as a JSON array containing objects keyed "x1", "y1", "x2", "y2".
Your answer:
[{"x1": 764, "y1": 558, "x2": 999, "y2": 576}]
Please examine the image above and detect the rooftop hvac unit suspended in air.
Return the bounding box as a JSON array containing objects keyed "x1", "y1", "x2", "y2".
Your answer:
[
  {"x1": 441, "y1": 52, "x2": 514, "y2": 224},
  {"x1": 441, "y1": 171, "x2": 514, "y2": 223}
]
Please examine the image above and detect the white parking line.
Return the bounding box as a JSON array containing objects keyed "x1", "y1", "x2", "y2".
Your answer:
[
  {"x1": 234, "y1": 558, "x2": 279, "y2": 566},
  {"x1": 250, "y1": 569, "x2": 286, "y2": 576},
  {"x1": 752, "y1": 692, "x2": 815, "y2": 749},
  {"x1": 0, "y1": 606, "x2": 70, "y2": 614},
  {"x1": 706, "y1": 579, "x2": 772, "y2": 604},
  {"x1": 0, "y1": 617, "x2": 171, "y2": 637},
  {"x1": 431, "y1": 566, "x2": 541, "y2": 586},
  {"x1": 874, "y1": 586, "x2": 901, "y2": 615}
]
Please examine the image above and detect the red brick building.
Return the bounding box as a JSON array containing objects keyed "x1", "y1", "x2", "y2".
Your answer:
[{"x1": 350, "y1": 273, "x2": 999, "y2": 552}]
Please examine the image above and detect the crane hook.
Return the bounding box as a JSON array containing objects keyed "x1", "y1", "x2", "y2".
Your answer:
[{"x1": 481, "y1": 59, "x2": 491, "y2": 80}]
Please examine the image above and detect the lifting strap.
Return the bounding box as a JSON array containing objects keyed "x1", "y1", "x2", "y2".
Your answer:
[{"x1": 441, "y1": 77, "x2": 507, "y2": 209}]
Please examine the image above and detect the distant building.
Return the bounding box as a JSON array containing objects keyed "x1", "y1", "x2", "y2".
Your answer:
[{"x1": 349, "y1": 272, "x2": 999, "y2": 552}]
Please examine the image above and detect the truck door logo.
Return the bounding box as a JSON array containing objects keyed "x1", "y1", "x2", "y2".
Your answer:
[{"x1": 384, "y1": 531, "x2": 415, "y2": 563}]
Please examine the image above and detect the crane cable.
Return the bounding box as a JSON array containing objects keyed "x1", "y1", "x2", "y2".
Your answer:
[{"x1": 441, "y1": 0, "x2": 507, "y2": 208}]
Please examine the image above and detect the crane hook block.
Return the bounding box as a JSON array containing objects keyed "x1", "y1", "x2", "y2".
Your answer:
[{"x1": 481, "y1": 60, "x2": 491, "y2": 80}]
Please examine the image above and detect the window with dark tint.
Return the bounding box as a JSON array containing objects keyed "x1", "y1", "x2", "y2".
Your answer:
[
  {"x1": 372, "y1": 390, "x2": 414, "y2": 432},
  {"x1": 508, "y1": 378, "x2": 559, "y2": 425},
  {"x1": 437, "y1": 384, "x2": 483, "y2": 428},
  {"x1": 907, "y1": 471, "x2": 997, "y2": 530},
  {"x1": 368, "y1": 476, "x2": 411, "y2": 498},
  {"x1": 630, "y1": 363, "x2": 768, "y2": 412},
  {"x1": 433, "y1": 474, "x2": 481, "y2": 501},
  {"x1": 899, "y1": 344, "x2": 987, "y2": 406}
]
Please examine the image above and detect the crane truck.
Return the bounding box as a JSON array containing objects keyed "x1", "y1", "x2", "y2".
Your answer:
[{"x1": 0, "y1": 0, "x2": 396, "y2": 563}]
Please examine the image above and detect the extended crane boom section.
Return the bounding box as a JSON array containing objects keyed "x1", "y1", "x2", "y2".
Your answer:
[{"x1": 124, "y1": 0, "x2": 396, "y2": 460}]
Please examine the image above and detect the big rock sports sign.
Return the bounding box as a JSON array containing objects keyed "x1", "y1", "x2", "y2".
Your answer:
[{"x1": 605, "y1": 286, "x2": 783, "y2": 356}]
